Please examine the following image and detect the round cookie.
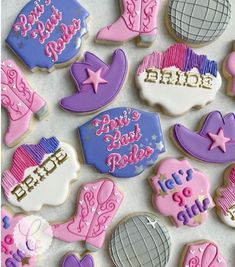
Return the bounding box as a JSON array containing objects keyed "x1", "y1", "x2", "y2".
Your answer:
[
  {"x1": 215, "y1": 163, "x2": 235, "y2": 228},
  {"x1": 2, "y1": 136, "x2": 80, "y2": 211},
  {"x1": 172, "y1": 111, "x2": 235, "y2": 163},
  {"x1": 60, "y1": 49, "x2": 128, "y2": 114},
  {"x1": 166, "y1": 0, "x2": 231, "y2": 46},
  {"x1": 136, "y1": 43, "x2": 221, "y2": 116},
  {"x1": 150, "y1": 158, "x2": 214, "y2": 227},
  {"x1": 60, "y1": 252, "x2": 94, "y2": 267},
  {"x1": 180, "y1": 240, "x2": 227, "y2": 267},
  {"x1": 6, "y1": 0, "x2": 89, "y2": 72},
  {"x1": 109, "y1": 213, "x2": 171, "y2": 267}
]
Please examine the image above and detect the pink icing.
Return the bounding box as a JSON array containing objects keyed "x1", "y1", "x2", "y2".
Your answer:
[
  {"x1": 151, "y1": 158, "x2": 214, "y2": 227},
  {"x1": 182, "y1": 241, "x2": 227, "y2": 267},
  {"x1": 82, "y1": 68, "x2": 108, "y2": 93},
  {"x1": 208, "y1": 128, "x2": 231, "y2": 152},
  {"x1": 1, "y1": 206, "x2": 37, "y2": 267},
  {"x1": 52, "y1": 179, "x2": 123, "y2": 250}
]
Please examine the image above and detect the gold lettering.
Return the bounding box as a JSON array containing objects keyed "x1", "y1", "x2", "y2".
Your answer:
[
  {"x1": 186, "y1": 72, "x2": 201, "y2": 87},
  {"x1": 53, "y1": 148, "x2": 68, "y2": 165},
  {"x1": 11, "y1": 185, "x2": 27, "y2": 201},
  {"x1": 201, "y1": 75, "x2": 213, "y2": 89},
  {"x1": 23, "y1": 175, "x2": 35, "y2": 192},
  {"x1": 41, "y1": 156, "x2": 57, "y2": 175},
  {"x1": 145, "y1": 69, "x2": 161, "y2": 83},
  {"x1": 160, "y1": 69, "x2": 174, "y2": 85}
]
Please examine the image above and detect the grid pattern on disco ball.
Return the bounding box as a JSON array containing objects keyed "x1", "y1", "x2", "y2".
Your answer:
[
  {"x1": 109, "y1": 215, "x2": 171, "y2": 267},
  {"x1": 168, "y1": 0, "x2": 231, "y2": 44}
]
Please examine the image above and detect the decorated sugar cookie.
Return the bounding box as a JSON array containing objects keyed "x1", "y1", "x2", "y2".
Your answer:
[
  {"x1": 79, "y1": 107, "x2": 165, "y2": 178},
  {"x1": 150, "y1": 158, "x2": 214, "y2": 227},
  {"x1": 96, "y1": 0, "x2": 161, "y2": 47},
  {"x1": 167, "y1": 0, "x2": 231, "y2": 46},
  {"x1": 223, "y1": 41, "x2": 235, "y2": 96},
  {"x1": 181, "y1": 241, "x2": 227, "y2": 267},
  {"x1": 60, "y1": 49, "x2": 128, "y2": 113},
  {"x1": 109, "y1": 213, "x2": 171, "y2": 267},
  {"x1": 52, "y1": 179, "x2": 123, "y2": 251},
  {"x1": 2, "y1": 137, "x2": 80, "y2": 211},
  {"x1": 173, "y1": 111, "x2": 235, "y2": 163},
  {"x1": 215, "y1": 164, "x2": 235, "y2": 228},
  {"x1": 61, "y1": 253, "x2": 94, "y2": 267},
  {"x1": 1, "y1": 60, "x2": 48, "y2": 147},
  {"x1": 6, "y1": 0, "x2": 89, "y2": 71},
  {"x1": 1, "y1": 206, "x2": 37, "y2": 267},
  {"x1": 136, "y1": 44, "x2": 221, "y2": 116}
]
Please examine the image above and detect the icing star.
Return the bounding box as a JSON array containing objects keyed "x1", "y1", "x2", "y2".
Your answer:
[
  {"x1": 152, "y1": 134, "x2": 157, "y2": 141},
  {"x1": 82, "y1": 68, "x2": 108, "y2": 93},
  {"x1": 156, "y1": 141, "x2": 164, "y2": 151},
  {"x1": 194, "y1": 214, "x2": 202, "y2": 224},
  {"x1": 146, "y1": 217, "x2": 158, "y2": 229},
  {"x1": 208, "y1": 128, "x2": 230, "y2": 153}
]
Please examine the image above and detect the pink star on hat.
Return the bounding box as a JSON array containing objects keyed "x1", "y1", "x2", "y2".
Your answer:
[
  {"x1": 208, "y1": 128, "x2": 231, "y2": 153},
  {"x1": 82, "y1": 68, "x2": 108, "y2": 93}
]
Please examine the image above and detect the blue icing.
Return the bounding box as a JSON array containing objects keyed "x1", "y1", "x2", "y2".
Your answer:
[
  {"x1": 6, "y1": 0, "x2": 89, "y2": 70},
  {"x1": 79, "y1": 107, "x2": 165, "y2": 178}
]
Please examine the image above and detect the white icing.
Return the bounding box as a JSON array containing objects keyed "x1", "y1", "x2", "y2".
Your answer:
[
  {"x1": 136, "y1": 66, "x2": 222, "y2": 116},
  {"x1": 219, "y1": 211, "x2": 235, "y2": 228},
  {"x1": 7, "y1": 142, "x2": 80, "y2": 211}
]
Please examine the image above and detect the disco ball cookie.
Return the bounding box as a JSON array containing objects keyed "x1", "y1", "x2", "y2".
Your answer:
[
  {"x1": 109, "y1": 213, "x2": 171, "y2": 267},
  {"x1": 173, "y1": 111, "x2": 235, "y2": 163},
  {"x1": 181, "y1": 241, "x2": 227, "y2": 267},
  {"x1": 52, "y1": 178, "x2": 123, "y2": 251},
  {"x1": 167, "y1": 0, "x2": 231, "y2": 46},
  {"x1": 60, "y1": 49, "x2": 128, "y2": 114},
  {"x1": 60, "y1": 253, "x2": 94, "y2": 267},
  {"x1": 1, "y1": 60, "x2": 48, "y2": 147},
  {"x1": 96, "y1": 0, "x2": 161, "y2": 47},
  {"x1": 6, "y1": 0, "x2": 89, "y2": 71},
  {"x1": 223, "y1": 41, "x2": 235, "y2": 97},
  {"x1": 215, "y1": 164, "x2": 235, "y2": 228},
  {"x1": 2, "y1": 137, "x2": 80, "y2": 211},
  {"x1": 136, "y1": 43, "x2": 221, "y2": 116},
  {"x1": 78, "y1": 107, "x2": 165, "y2": 178},
  {"x1": 150, "y1": 158, "x2": 214, "y2": 227}
]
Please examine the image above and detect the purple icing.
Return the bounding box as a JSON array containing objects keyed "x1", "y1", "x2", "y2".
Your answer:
[
  {"x1": 174, "y1": 111, "x2": 235, "y2": 163},
  {"x1": 6, "y1": 0, "x2": 89, "y2": 70},
  {"x1": 62, "y1": 254, "x2": 94, "y2": 267},
  {"x1": 60, "y1": 49, "x2": 128, "y2": 113}
]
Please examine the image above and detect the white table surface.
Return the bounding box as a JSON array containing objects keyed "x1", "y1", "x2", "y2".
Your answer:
[{"x1": 1, "y1": 0, "x2": 235, "y2": 266}]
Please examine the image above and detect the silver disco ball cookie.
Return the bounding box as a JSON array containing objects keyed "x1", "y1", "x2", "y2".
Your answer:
[
  {"x1": 109, "y1": 213, "x2": 171, "y2": 267},
  {"x1": 168, "y1": 0, "x2": 231, "y2": 45}
]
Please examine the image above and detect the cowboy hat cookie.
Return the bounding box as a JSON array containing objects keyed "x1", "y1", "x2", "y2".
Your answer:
[
  {"x1": 52, "y1": 178, "x2": 123, "y2": 251},
  {"x1": 60, "y1": 252, "x2": 94, "y2": 267},
  {"x1": 150, "y1": 158, "x2": 214, "y2": 227},
  {"x1": 181, "y1": 241, "x2": 227, "y2": 267},
  {"x1": 96, "y1": 0, "x2": 161, "y2": 47},
  {"x1": 173, "y1": 111, "x2": 235, "y2": 163},
  {"x1": 6, "y1": 0, "x2": 89, "y2": 72},
  {"x1": 166, "y1": 0, "x2": 231, "y2": 46},
  {"x1": 1, "y1": 206, "x2": 38, "y2": 267},
  {"x1": 78, "y1": 107, "x2": 165, "y2": 178},
  {"x1": 1, "y1": 60, "x2": 48, "y2": 147},
  {"x1": 223, "y1": 41, "x2": 235, "y2": 97},
  {"x1": 109, "y1": 213, "x2": 171, "y2": 267},
  {"x1": 136, "y1": 43, "x2": 221, "y2": 116},
  {"x1": 60, "y1": 49, "x2": 128, "y2": 114},
  {"x1": 215, "y1": 164, "x2": 235, "y2": 228},
  {"x1": 2, "y1": 137, "x2": 80, "y2": 211}
]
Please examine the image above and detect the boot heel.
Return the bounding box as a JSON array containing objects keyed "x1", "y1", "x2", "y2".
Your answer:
[
  {"x1": 34, "y1": 103, "x2": 48, "y2": 120},
  {"x1": 138, "y1": 34, "x2": 156, "y2": 47}
]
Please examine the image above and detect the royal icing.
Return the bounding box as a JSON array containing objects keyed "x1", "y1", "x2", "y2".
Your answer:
[
  {"x1": 224, "y1": 41, "x2": 235, "y2": 96},
  {"x1": 181, "y1": 241, "x2": 227, "y2": 267},
  {"x1": 1, "y1": 206, "x2": 37, "y2": 267},
  {"x1": 61, "y1": 253, "x2": 94, "y2": 267},
  {"x1": 1, "y1": 60, "x2": 48, "y2": 147},
  {"x1": 136, "y1": 43, "x2": 221, "y2": 116},
  {"x1": 167, "y1": 0, "x2": 231, "y2": 45},
  {"x1": 109, "y1": 213, "x2": 171, "y2": 267},
  {"x1": 215, "y1": 164, "x2": 235, "y2": 228},
  {"x1": 96, "y1": 0, "x2": 161, "y2": 46},
  {"x1": 2, "y1": 137, "x2": 80, "y2": 211},
  {"x1": 52, "y1": 179, "x2": 123, "y2": 251},
  {"x1": 6, "y1": 0, "x2": 89, "y2": 71},
  {"x1": 60, "y1": 49, "x2": 128, "y2": 113},
  {"x1": 173, "y1": 111, "x2": 235, "y2": 163},
  {"x1": 151, "y1": 158, "x2": 214, "y2": 227},
  {"x1": 79, "y1": 107, "x2": 165, "y2": 178}
]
